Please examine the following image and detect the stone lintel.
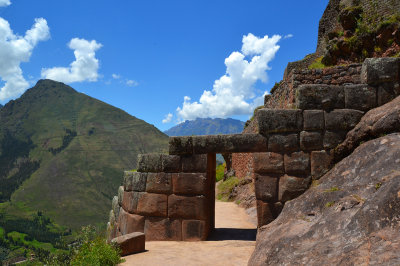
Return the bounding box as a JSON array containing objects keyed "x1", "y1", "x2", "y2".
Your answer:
[{"x1": 169, "y1": 134, "x2": 268, "y2": 155}]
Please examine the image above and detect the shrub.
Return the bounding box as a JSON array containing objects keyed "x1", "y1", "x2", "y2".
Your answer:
[
  {"x1": 308, "y1": 56, "x2": 326, "y2": 70},
  {"x1": 216, "y1": 176, "x2": 240, "y2": 201},
  {"x1": 70, "y1": 237, "x2": 122, "y2": 266},
  {"x1": 69, "y1": 226, "x2": 123, "y2": 266},
  {"x1": 215, "y1": 163, "x2": 225, "y2": 182}
]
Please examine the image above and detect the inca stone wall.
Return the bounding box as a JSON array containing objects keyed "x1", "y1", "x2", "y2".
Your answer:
[
  {"x1": 265, "y1": 63, "x2": 362, "y2": 110},
  {"x1": 107, "y1": 153, "x2": 215, "y2": 242},
  {"x1": 317, "y1": 0, "x2": 400, "y2": 54},
  {"x1": 108, "y1": 57, "x2": 400, "y2": 242}
]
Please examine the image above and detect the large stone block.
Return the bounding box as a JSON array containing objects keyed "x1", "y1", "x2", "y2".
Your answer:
[
  {"x1": 161, "y1": 154, "x2": 181, "y2": 172},
  {"x1": 169, "y1": 136, "x2": 193, "y2": 155},
  {"x1": 192, "y1": 135, "x2": 224, "y2": 154},
  {"x1": 137, "y1": 153, "x2": 162, "y2": 172},
  {"x1": 253, "y1": 152, "x2": 284, "y2": 174},
  {"x1": 284, "y1": 151, "x2": 310, "y2": 176},
  {"x1": 172, "y1": 173, "x2": 207, "y2": 195},
  {"x1": 278, "y1": 175, "x2": 311, "y2": 202},
  {"x1": 122, "y1": 191, "x2": 144, "y2": 214},
  {"x1": 377, "y1": 82, "x2": 400, "y2": 106},
  {"x1": 111, "y1": 232, "x2": 145, "y2": 256},
  {"x1": 109, "y1": 210, "x2": 116, "y2": 225},
  {"x1": 181, "y1": 154, "x2": 207, "y2": 172},
  {"x1": 257, "y1": 109, "x2": 303, "y2": 134},
  {"x1": 311, "y1": 150, "x2": 333, "y2": 180},
  {"x1": 324, "y1": 109, "x2": 364, "y2": 131},
  {"x1": 107, "y1": 221, "x2": 119, "y2": 243},
  {"x1": 254, "y1": 174, "x2": 278, "y2": 202},
  {"x1": 118, "y1": 186, "x2": 124, "y2": 206},
  {"x1": 300, "y1": 131, "x2": 323, "y2": 151},
  {"x1": 144, "y1": 217, "x2": 182, "y2": 241},
  {"x1": 361, "y1": 57, "x2": 400, "y2": 85},
  {"x1": 323, "y1": 131, "x2": 347, "y2": 149},
  {"x1": 221, "y1": 134, "x2": 268, "y2": 153},
  {"x1": 256, "y1": 200, "x2": 283, "y2": 227},
  {"x1": 182, "y1": 220, "x2": 208, "y2": 241},
  {"x1": 146, "y1": 173, "x2": 172, "y2": 194},
  {"x1": 303, "y1": 110, "x2": 324, "y2": 130},
  {"x1": 344, "y1": 84, "x2": 376, "y2": 111},
  {"x1": 118, "y1": 208, "x2": 145, "y2": 235},
  {"x1": 137, "y1": 193, "x2": 168, "y2": 217},
  {"x1": 137, "y1": 154, "x2": 182, "y2": 173},
  {"x1": 124, "y1": 171, "x2": 147, "y2": 192},
  {"x1": 112, "y1": 196, "x2": 120, "y2": 220},
  {"x1": 268, "y1": 134, "x2": 299, "y2": 153},
  {"x1": 296, "y1": 84, "x2": 344, "y2": 110},
  {"x1": 168, "y1": 194, "x2": 207, "y2": 220},
  {"x1": 186, "y1": 134, "x2": 268, "y2": 154}
]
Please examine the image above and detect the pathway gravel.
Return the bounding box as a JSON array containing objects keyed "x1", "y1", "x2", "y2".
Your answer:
[{"x1": 120, "y1": 201, "x2": 256, "y2": 266}]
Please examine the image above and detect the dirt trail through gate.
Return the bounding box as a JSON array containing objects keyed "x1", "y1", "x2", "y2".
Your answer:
[{"x1": 120, "y1": 201, "x2": 257, "y2": 266}]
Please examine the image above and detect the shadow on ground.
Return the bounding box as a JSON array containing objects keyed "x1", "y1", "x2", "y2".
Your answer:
[{"x1": 207, "y1": 228, "x2": 257, "y2": 241}]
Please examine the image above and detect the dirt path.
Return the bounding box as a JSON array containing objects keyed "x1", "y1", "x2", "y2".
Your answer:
[{"x1": 121, "y1": 201, "x2": 257, "y2": 266}]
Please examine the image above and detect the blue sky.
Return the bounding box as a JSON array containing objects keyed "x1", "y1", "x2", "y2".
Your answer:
[{"x1": 0, "y1": 0, "x2": 328, "y2": 131}]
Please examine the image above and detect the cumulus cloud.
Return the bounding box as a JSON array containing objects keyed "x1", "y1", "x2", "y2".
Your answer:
[
  {"x1": 0, "y1": 17, "x2": 50, "y2": 101},
  {"x1": 162, "y1": 113, "x2": 173, "y2": 124},
  {"x1": 284, "y1": 34, "x2": 293, "y2": 39},
  {"x1": 112, "y1": 73, "x2": 120, "y2": 79},
  {"x1": 41, "y1": 38, "x2": 102, "y2": 83},
  {"x1": 0, "y1": 0, "x2": 10, "y2": 7},
  {"x1": 175, "y1": 33, "x2": 281, "y2": 121},
  {"x1": 126, "y1": 79, "x2": 138, "y2": 87}
]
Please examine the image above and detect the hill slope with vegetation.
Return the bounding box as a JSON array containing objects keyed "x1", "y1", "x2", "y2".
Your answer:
[{"x1": 0, "y1": 79, "x2": 168, "y2": 232}]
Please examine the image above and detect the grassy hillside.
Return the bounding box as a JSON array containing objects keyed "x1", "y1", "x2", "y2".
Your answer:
[{"x1": 0, "y1": 79, "x2": 168, "y2": 230}]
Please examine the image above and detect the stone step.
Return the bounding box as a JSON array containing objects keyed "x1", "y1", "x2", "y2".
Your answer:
[{"x1": 111, "y1": 232, "x2": 145, "y2": 256}]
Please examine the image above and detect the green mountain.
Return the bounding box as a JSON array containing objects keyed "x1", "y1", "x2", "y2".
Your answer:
[
  {"x1": 164, "y1": 118, "x2": 245, "y2": 136},
  {"x1": 0, "y1": 79, "x2": 168, "y2": 230}
]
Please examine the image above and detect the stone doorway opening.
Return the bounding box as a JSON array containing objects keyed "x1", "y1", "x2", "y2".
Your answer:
[{"x1": 206, "y1": 153, "x2": 257, "y2": 242}]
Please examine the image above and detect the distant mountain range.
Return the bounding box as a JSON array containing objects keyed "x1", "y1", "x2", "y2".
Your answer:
[
  {"x1": 164, "y1": 118, "x2": 245, "y2": 136},
  {"x1": 0, "y1": 79, "x2": 168, "y2": 230}
]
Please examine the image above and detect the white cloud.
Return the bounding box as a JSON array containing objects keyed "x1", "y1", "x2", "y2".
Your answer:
[
  {"x1": 126, "y1": 79, "x2": 138, "y2": 87},
  {"x1": 176, "y1": 33, "x2": 281, "y2": 121},
  {"x1": 0, "y1": 0, "x2": 10, "y2": 7},
  {"x1": 41, "y1": 38, "x2": 102, "y2": 83},
  {"x1": 112, "y1": 73, "x2": 120, "y2": 79},
  {"x1": 0, "y1": 17, "x2": 50, "y2": 101},
  {"x1": 284, "y1": 34, "x2": 293, "y2": 39},
  {"x1": 162, "y1": 113, "x2": 173, "y2": 124}
]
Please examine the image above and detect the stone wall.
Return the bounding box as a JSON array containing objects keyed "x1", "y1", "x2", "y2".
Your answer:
[
  {"x1": 316, "y1": 0, "x2": 400, "y2": 54},
  {"x1": 264, "y1": 63, "x2": 362, "y2": 109},
  {"x1": 108, "y1": 57, "x2": 400, "y2": 242},
  {"x1": 107, "y1": 154, "x2": 214, "y2": 242}
]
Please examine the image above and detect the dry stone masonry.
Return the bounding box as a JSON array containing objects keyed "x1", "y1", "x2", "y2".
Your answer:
[{"x1": 107, "y1": 57, "x2": 400, "y2": 242}]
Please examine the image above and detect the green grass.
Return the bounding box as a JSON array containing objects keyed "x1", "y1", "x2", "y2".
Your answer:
[
  {"x1": 324, "y1": 186, "x2": 340, "y2": 192},
  {"x1": 7, "y1": 231, "x2": 55, "y2": 252},
  {"x1": 325, "y1": 201, "x2": 335, "y2": 208},
  {"x1": 308, "y1": 56, "x2": 326, "y2": 69},
  {"x1": 0, "y1": 226, "x2": 4, "y2": 238},
  {"x1": 216, "y1": 163, "x2": 225, "y2": 182},
  {"x1": 217, "y1": 176, "x2": 240, "y2": 201}
]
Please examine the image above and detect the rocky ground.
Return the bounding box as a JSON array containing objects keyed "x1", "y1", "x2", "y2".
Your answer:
[{"x1": 120, "y1": 201, "x2": 257, "y2": 266}]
